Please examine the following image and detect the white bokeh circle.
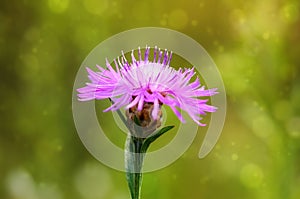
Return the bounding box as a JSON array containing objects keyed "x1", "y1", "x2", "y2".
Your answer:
[{"x1": 72, "y1": 27, "x2": 226, "y2": 172}]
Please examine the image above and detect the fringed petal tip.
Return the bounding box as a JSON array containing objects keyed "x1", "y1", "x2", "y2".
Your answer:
[
  {"x1": 203, "y1": 104, "x2": 218, "y2": 113},
  {"x1": 77, "y1": 95, "x2": 95, "y2": 102},
  {"x1": 85, "y1": 67, "x2": 95, "y2": 74},
  {"x1": 211, "y1": 106, "x2": 218, "y2": 112},
  {"x1": 209, "y1": 88, "x2": 219, "y2": 95},
  {"x1": 195, "y1": 120, "x2": 206, "y2": 126}
]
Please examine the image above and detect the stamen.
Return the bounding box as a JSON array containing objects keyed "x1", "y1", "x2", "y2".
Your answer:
[
  {"x1": 153, "y1": 46, "x2": 157, "y2": 62},
  {"x1": 144, "y1": 46, "x2": 150, "y2": 62},
  {"x1": 167, "y1": 51, "x2": 173, "y2": 66},
  {"x1": 138, "y1": 46, "x2": 142, "y2": 61},
  {"x1": 163, "y1": 49, "x2": 168, "y2": 65},
  {"x1": 157, "y1": 49, "x2": 163, "y2": 63}
]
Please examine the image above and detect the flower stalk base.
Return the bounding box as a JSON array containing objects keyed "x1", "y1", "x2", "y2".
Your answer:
[
  {"x1": 125, "y1": 135, "x2": 145, "y2": 199},
  {"x1": 124, "y1": 125, "x2": 174, "y2": 199}
]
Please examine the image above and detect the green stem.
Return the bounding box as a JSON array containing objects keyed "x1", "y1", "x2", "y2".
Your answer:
[
  {"x1": 125, "y1": 135, "x2": 145, "y2": 199},
  {"x1": 124, "y1": 125, "x2": 174, "y2": 199}
]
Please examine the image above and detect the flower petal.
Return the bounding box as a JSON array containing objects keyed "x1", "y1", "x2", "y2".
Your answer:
[
  {"x1": 151, "y1": 98, "x2": 159, "y2": 120},
  {"x1": 77, "y1": 46, "x2": 218, "y2": 126}
]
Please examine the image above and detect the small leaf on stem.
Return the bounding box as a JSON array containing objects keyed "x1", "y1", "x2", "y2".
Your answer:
[{"x1": 141, "y1": 125, "x2": 175, "y2": 153}]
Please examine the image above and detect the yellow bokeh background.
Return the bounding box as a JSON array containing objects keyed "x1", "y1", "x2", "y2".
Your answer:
[{"x1": 1, "y1": 0, "x2": 300, "y2": 199}]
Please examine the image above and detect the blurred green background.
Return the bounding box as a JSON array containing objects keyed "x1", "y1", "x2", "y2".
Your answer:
[{"x1": 1, "y1": 0, "x2": 300, "y2": 198}]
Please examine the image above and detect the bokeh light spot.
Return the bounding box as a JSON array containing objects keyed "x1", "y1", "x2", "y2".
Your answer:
[
  {"x1": 280, "y1": 3, "x2": 299, "y2": 23},
  {"x1": 240, "y1": 163, "x2": 264, "y2": 188},
  {"x1": 74, "y1": 162, "x2": 111, "y2": 199},
  {"x1": 191, "y1": 20, "x2": 198, "y2": 26},
  {"x1": 6, "y1": 169, "x2": 63, "y2": 199},
  {"x1": 262, "y1": 31, "x2": 270, "y2": 40},
  {"x1": 20, "y1": 54, "x2": 40, "y2": 78},
  {"x1": 6, "y1": 170, "x2": 37, "y2": 199},
  {"x1": 36, "y1": 183, "x2": 62, "y2": 199},
  {"x1": 168, "y1": 9, "x2": 188, "y2": 30},
  {"x1": 252, "y1": 115, "x2": 276, "y2": 139},
  {"x1": 286, "y1": 117, "x2": 300, "y2": 138},
  {"x1": 160, "y1": 19, "x2": 167, "y2": 26},
  {"x1": 230, "y1": 9, "x2": 247, "y2": 27},
  {"x1": 231, "y1": 153, "x2": 239, "y2": 161},
  {"x1": 83, "y1": 0, "x2": 108, "y2": 15},
  {"x1": 48, "y1": 0, "x2": 69, "y2": 13}
]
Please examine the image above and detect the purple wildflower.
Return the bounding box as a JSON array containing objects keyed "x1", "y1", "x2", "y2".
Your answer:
[{"x1": 77, "y1": 46, "x2": 217, "y2": 126}]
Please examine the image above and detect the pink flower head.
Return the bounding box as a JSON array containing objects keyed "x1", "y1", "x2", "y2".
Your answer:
[{"x1": 77, "y1": 46, "x2": 217, "y2": 126}]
